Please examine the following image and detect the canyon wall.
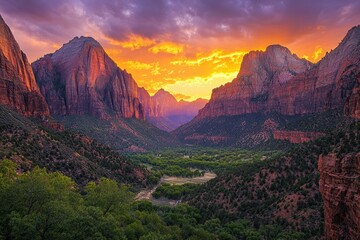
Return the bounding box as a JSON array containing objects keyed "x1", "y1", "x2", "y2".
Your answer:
[
  {"x1": 0, "y1": 15, "x2": 49, "y2": 117},
  {"x1": 318, "y1": 153, "x2": 360, "y2": 240}
]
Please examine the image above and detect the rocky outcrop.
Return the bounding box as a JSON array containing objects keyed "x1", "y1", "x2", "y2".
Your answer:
[
  {"x1": 32, "y1": 36, "x2": 144, "y2": 119},
  {"x1": 198, "y1": 26, "x2": 360, "y2": 119},
  {"x1": 0, "y1": 15, "x2": 49, "y2": 116},
  {"x1": 318, "y1": 153, "x2": 360, "y2": 240},
  {"x1": 273, "y1": 130, "x2": 325, "y2": 143}
]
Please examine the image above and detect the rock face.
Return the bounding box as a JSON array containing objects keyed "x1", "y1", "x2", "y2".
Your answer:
[
  {"x1": 137, "y1": 87, "x2": 160, "y2": 117},
  {"x1": 198, "y1": 26, "x2": 360, "y2": 119},
  {"x1": 344, "y1": 86, "x2": 360, "y2": 119},
  {"x1": 0, "y1": 15, "x2": 49, "y2": 116},
  {"x1": 32, "y1": 36, "x2": 144, "y2": 119},
  {"x1": 273, "y1": 130, "x2": 326, "y2": 144},
  {"x1": 318, "y1": 153, "x2": 360, "y2": 240},
  {"x1": 146, "y1": 89, "x2": 208, "y2": 131}
]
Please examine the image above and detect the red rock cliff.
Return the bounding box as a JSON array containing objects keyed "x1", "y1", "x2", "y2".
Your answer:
[
  {"x1": 198, "y1": 26, "x2": 360, "y2": 119},
  {"x1": 0, "y1": 15, "x2": 49, "y2": 116},
  {"x1": 32, "y1": 36, "x2": 144, "y2": 119},
  {"x1": 318, "y1": 153, "x2": 360, "y2": 240},
  {"x1": 273, "y1": 130, "x2": 326, "y2": 144}
]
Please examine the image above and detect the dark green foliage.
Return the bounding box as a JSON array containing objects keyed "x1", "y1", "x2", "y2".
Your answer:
[
  {"x1": 129, "y1": 147, "x2": 281, "y2": 177},
  {"x1": 0, "y1": 162, "x2": 306, "y2": 240},
  {"x1": 54, "y1": 115, "x2": 177, "y2": 151},
  {"x1": 188, "y1": 122, "x2": 360, "y2": 238},
  {"x1": 0, "y1": 105, "x2": 147, "y2": 187},
  {"x1": 175, "y1": 110, "x2": 353, "y2": 148},
  {"x1": 152, "y1": 183, "x2": 200, "y2": 200}
]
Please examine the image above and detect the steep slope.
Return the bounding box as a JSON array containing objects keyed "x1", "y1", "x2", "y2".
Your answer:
[
  {"x1": 54, "y1": 114, "x2": 177, "y2": 152},
  {"x1": 147, "y1": 89, "x2": 208, "y2": 131},
  {"x1": 318, "y1": 152, "x2": 360, "y2": 239},
  {"x1": 198, "y1": 44, "x2": 313, "y2": 118},
  {"x1": 0, "y1": 15, "x2": 49, "y2": 117},
  {"x1": 176, "y1": 26, "x2": 360, "y2": 146},
  {"x1": 32, "y1": 37, "x2": 178, "y2": 150},
  {"x1": 32, "y1": 36, "x2": 144, "y2": 119},
  {"x1": 188, "y1": 122, "x2": 360, "y2": 238},
  {"x1": 0, "y1": 105, "x2": 148, "y2": 187}
]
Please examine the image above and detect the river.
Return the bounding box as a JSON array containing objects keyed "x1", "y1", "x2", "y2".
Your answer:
[{"x1": 135, "y1": 171, "x2": 217, "y2": 206}]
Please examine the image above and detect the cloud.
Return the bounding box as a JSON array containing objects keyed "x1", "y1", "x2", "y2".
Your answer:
[
  {"x1": 164, "y1": 71, "x2": 239, "y2": 100},
  {"x1": 149, "y1": 42, "x2": 184, "y2": 54},
  {"x1": 1, "y1": 0, "x2": 360, "y2": 100},
  {"x1": 119, "y1": 34, "x2": 155, "y2": 50},
  {"x1": 312, "y1": 47, "x2": 323, "y2": 61},
  {"x1": 172, "y1": 93, "x2": 192, "y2": 101},
  {"x1": 171, "y1": 50, "x2": 246, "y2": 67},
  {"x1": 122, "y1": 61, "x2": 152, "y2": 70}
]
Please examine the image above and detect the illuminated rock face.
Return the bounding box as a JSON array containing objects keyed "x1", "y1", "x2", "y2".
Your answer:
[
  {"x1": 197, "y1": 26, "x2": 360, "y2": 119},
  {"x1": 33, "y1": 36, "x2": 144, "y2": 119},
  {"x1": 0, "y1": 15, "x2": 49, "y2": 116}
]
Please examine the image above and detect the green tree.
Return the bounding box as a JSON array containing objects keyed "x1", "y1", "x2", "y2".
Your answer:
[{"x1": 85, "y1": 178, "x2": 133, "y2": 216}]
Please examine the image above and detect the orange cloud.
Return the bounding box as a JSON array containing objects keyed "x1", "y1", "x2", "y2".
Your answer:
[
  {"x1": 148, "y1": 42, "x2": 184, "y2": 54},
  {"x1": 164, "y1": 71, "x2": 239, "y2": 100},
  {"x1": 115, "y1": 34, "x2": 156, "y2": 50},
  {"x1": 171, "y1": 50, "x2": 246, "y2": 66},
  {"x1": 122, "y1": 61, "x2": 152, "y2": 70},
  {"x1": 172, "y1": 93, "x2": 192, "y2": 101},
  {"x1": 312, "y1": 47, "x2": 323, "y2": 61}
]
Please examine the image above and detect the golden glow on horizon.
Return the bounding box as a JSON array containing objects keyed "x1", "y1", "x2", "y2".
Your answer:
[
  {"x1": 13, "y1": 26, "x2": 347, "y2": 101},
  {"x1": 3, "y1": 0, "x2": 359, "y2": 102}
]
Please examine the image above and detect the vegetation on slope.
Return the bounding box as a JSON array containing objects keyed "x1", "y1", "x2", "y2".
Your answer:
[
  {"x1": 174, "y1": 110, "x2": 352, "y2": 148},
  {"x1": 187, "y1": 122, "x2": 360, "y2": 238},
  {"x1": 129, "y1": 148, "x2": 281, "y2": 185},
  {"x1": 55, "y1": 115, "x2": 178, "y2": 151},
  {"x1": 0, "y1": 105, "x2": 147, "y2": 187},
  {"x1": 0, "y1": 161, "x2": 307, "y2": 240}
]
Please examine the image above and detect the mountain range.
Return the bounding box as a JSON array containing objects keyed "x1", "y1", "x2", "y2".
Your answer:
[
  {"x1": 175, "y1": 26, "x2": 360, "y2": 147},
  {"x1": 0, "y1": 13, "x2": 359, "y2": 240}
]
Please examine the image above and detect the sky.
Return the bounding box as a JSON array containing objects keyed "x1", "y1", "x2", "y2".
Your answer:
[{"x1": 1, "y1": 0, "x2": 359, "y2": 101}]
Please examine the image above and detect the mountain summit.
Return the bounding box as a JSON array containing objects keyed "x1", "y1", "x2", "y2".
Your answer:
[
  {"x1": 175, "y1": 25, "x2": 360, "y2": 146},
  {"x1": 195, "y1": 26, "x2": 360, "y2": 119},
  {"x1": 32, "y1": 36, "x2": 144, "y2": 119},
  {"x1": 0, "y1": 15, "x2": 49, "y2": 116}
]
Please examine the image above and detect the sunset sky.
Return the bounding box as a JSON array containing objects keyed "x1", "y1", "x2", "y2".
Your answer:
[{"x1": 1, "y1": 0, "x2": 359, "y2": 100}]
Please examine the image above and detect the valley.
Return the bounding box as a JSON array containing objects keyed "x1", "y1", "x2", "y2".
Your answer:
[{"x1": 0, "y1": 4, "x2": 359, "y2": 240}]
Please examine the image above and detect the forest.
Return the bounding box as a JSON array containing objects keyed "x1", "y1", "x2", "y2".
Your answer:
[{"x1": 0, "y1": 160, "x2": 306, "y2": 240}]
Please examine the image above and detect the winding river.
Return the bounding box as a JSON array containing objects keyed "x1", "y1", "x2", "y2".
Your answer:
[{"x1": 135, "y1": 171, "x2": 217, "y2": 206}]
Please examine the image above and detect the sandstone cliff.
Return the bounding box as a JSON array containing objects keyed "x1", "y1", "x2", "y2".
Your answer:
[
  {"x1": 0, "y1": 15, "x2": 49, "y2": 116},
  {"x1": 197, "y1": 26, "x2": 360, "y2": 119},
  {"x1": 273, "y1": 130, "x2": 326, "y2": 144},
  {"x1": 318, "y1": 153, "x2": 360, "y2": 240},
  {"x1": 32, "y1": 36, "x2": 144, "y2": 119}
]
